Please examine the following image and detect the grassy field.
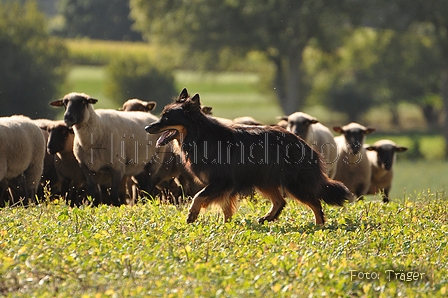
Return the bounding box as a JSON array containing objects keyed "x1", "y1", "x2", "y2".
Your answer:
[
  {"x1": 0, "y1": 191, "x2": 447, "y2": 297},
  {"x1": 9, "y1": 64, "x2": 441, "y2": 297}
]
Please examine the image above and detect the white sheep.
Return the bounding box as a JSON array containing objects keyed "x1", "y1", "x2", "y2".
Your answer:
[
  {"x1": 333, "y1": 122, "x2": 375, "y2": 200},
  {"x1": 365, "y1": 140, "x2": 408, "y2": 202},
  {"x1": 0, "y1": 115, "x2": 45, "y2": 206},
  {"x1": 279, "y1": 112, "x2": 338, "y2": 178},
  {"x1": 50, "y1": 92, "x2": 162, "y2": 206}
]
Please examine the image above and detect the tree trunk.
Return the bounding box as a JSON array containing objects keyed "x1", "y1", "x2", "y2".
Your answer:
[
  {"x1": 270, "y1": 55, "x2": 287, "y2": 113},
  {"x1": 269, "y1": 53, "x2": 302, "y2": 115},
  {"x1": 284, "y1": 54, "x2": 302, "y2": 114}
]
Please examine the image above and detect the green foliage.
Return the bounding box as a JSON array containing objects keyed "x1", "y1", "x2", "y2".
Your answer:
[
  {"x1": 104, "y1": 56, "x2": 177, "y2": 112},
  {"x1": 130, "y1": 0, "x2": 352, "y2": 114},
  {"x1": 57, "y1": 0, "x2": 142, "y2": 41},
  {"x1": 0, "y1": 191, "x2": 447, "y2": 297},
  {"x1": 0, "y1": 1, "x2": 68, "y2": 118}
]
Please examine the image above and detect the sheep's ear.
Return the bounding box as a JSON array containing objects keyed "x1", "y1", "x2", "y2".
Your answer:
[
  {"x1": 49, "y1": 99, "x2": 64, "y2": 107},
  {"x1": 201, "y1": 106, "x2": 213, "y2": 115},
  {"x1": 190, "y1": 93, "x2": 201, "y2": 107},
  {"x1": 395, "y1": 146, "x2": 408, "y2": 152},
  {"x1": 177, "y1": 88, "x2": 189, "y2": 101},
  {"x1": 333, "y1": 126, "x2": 343, "y2": 133},
  {"x1": 365, "y1": 146, "x2": 377, "y2": 151},
  {"x1": 277, "y1": 115, "x2": 289, "y2": 121},
  {"x1": 309, "y1": 118, "x2": 319, "y2": 124},
  {"x1": 365, "y1": 127, "x2": 375, "y2": 135},
  {"x1": 87, "y1": 97, "x2": 98, "y2": 104},
  {"x1": 146, "y1": 101, "x2": 156, "y2": 111}
]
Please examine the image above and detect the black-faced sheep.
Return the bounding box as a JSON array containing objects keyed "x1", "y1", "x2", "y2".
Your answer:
[
  {"x1": 279, "y1": 112, "x2": 338, "y2": 178},
  {"x1": 365, "y1": 140, "x2": 408, "y2": 202},
  {"x1": 120, "y1": 98, "x2": 157, "y2": 112},
  {"x1": 0, "y1": 115, "x2": 45, "y2": 206},
  {"x1": 50, "y1": 92, "x2": 161, "y2": 206},
  {"x1": 32, "y1": 119, "x2": 61, "y2": 197},
  {"x1": 47, "y1": 121, "x2": 88, "y2": 206},
  {"x1": 333, "y1": 122, "x2": 375, "y2": 200}
]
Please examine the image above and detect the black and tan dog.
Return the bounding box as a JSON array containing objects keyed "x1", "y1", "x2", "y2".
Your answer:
[{"x1": 145, "y1": 88, "x2": 353, "y2": 225}]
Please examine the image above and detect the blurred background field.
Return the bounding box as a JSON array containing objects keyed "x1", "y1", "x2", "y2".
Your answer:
[{"x1": 65, "y1": 64, "x2": 447, "y2": 202}]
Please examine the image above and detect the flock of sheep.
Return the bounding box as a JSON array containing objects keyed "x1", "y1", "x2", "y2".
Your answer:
[{"x1": 0, "y1": 91, "x2": 407, "y2": 208}]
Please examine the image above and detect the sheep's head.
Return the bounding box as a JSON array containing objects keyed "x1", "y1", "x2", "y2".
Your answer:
[
  {"x1": 365, "y1": 140, "x2": 407, "y2": 171},
  {"x1": 279, "y1": 112, "x2": 318, "y2": 140},
  {"x1": 47, "y1": 122, "x2": 74, "y2": 155},
  {"x1": 50, "y1": 92, "x2": 98, "y2": 127},
  {"x1": 145, "y1": 88, "x2": 200, "y2": 147},
  {"x1": 333, "y1": 122, "x2": 375, "y2": 155},
  {"x1": 120, "y1": 98, "x2": 156, "y2": 112}
]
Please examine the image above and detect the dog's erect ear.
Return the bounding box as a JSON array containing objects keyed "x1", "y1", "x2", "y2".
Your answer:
[
  {"x1": 190, "y1": 93, "x2": 201, "y2": 108},
  {"x1": 177, "y1": 88, "x2": 189, "y2": 102}
]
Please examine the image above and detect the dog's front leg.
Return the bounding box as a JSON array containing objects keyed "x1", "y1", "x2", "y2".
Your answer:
[{"x1": 187, "y1": 180, "x2": 233, "y2": 223}]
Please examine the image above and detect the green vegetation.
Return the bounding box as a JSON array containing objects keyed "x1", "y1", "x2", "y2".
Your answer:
[
  {"x1": 1, "y1": 187, "x2": 446, "y2": 297},
  {"x1": 104, "y1": 56, "x2": 177, "y2": 113},
  {"x1": 0, "y1": 1, "x2": 67, "y2": 118}
]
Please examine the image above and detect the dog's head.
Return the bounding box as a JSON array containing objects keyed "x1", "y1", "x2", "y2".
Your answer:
[{"x1": 145, "y1": 88, "x2": 202, "y2": 147}]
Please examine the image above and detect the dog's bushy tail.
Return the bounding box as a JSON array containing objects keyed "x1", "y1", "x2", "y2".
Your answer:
[{"x1": 320, "y1": 179, "x2": 353, "y2": 206}]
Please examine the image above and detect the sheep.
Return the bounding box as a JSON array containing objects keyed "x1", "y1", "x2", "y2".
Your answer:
[
  {"x1": 279, "y1": 112, "x2": 338, "y2": 178},
  {"x1": 46, "y1": 121, "x2": 88, "y2": 205},
  {"x1": 233, "y1": 116, "x2": 263, "y2": 126},
  {"x1": 120, "y1": 98, "x2": 157, "y2": 112},
  {"x1": 32, "y1": 119, "x2": 61, "y2": 197},
  {"x1": 365, "y1": 140, "x2": 408, "y2": 202},
  {"x1": 50, "y1": 92, "x2": 162, "y2": 206},
  {"x1": 118, "y1": 99, "x2": 189, "y2": 203},
  {"x1": 0, "y1": 115, "x2": 45, "y2": 206},
  {"x1": 199, "y1": 105, "x2": 234, "y2": 126},
  {"x1": 333, "y1": 122, "x2": 375, "y2": 200}
]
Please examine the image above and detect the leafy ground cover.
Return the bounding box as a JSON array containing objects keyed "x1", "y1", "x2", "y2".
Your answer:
[{"x1": 1, "y1": 187, "x2": 447, "y2": 297}]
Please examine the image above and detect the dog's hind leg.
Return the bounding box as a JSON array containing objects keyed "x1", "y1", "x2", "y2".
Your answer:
[
  {"x1": 257, "y1": 187, "x2": 286, "y2": 223},
  {"x1": 187, "y1": 180, "x2": 233, "y2": 223},
  {"x1": 285, "y1": 186, "x2": 325, "y2": 225}
]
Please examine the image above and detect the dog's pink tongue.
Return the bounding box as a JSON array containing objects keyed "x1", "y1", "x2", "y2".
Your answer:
[{"x1": 156, "y1": 131, "x2": 170, "y2": 147}]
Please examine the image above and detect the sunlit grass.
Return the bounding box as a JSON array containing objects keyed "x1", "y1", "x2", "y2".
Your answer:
[{"x1": 0, "y1": 193, "x2": 446, "y2": 297}]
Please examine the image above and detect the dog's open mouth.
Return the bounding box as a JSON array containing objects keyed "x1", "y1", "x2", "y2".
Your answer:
[{"x1": 156, "y1": 129, "x2": 178, "y2": 147}]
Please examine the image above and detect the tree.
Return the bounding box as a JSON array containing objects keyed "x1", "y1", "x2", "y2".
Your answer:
[
  {"x1": 362, "y1": 0, "x2": 448, "y2": 145},
  {"x1": 0, "y1": 1, "x2": 67, "y2": 118},
  {"x1": 316, "y1": 26, "x2": 441, "y2": 125},
  {"x1": 58, "y1": 0, "x2": 142, "y2": 41},
  {"x1": 130, "y1": 0, "x2": 352, "y2": 114},
  {"x1": 105, "y1": 56, "x2": 177, "y2": 112}
]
